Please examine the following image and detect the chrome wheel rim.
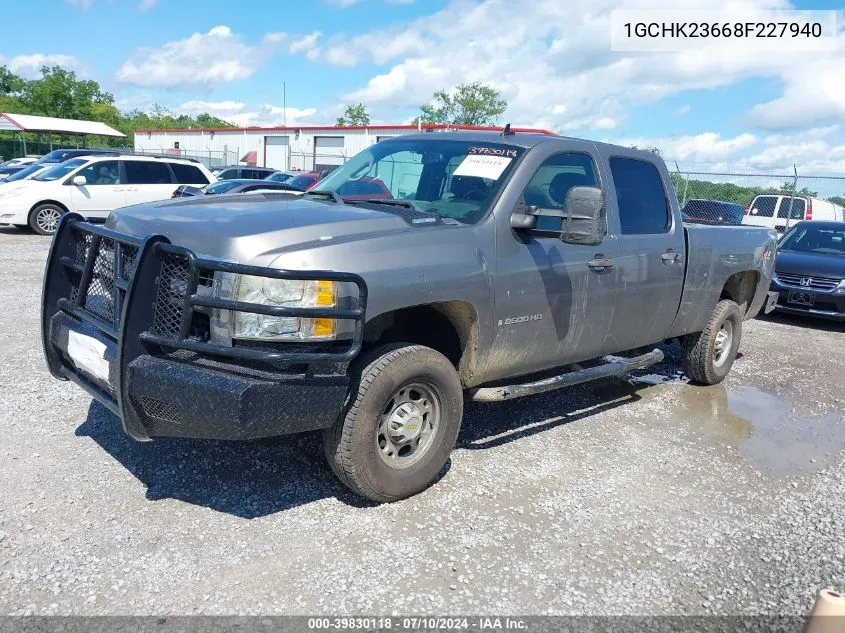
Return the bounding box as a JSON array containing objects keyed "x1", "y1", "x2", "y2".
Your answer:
[
  {"x1": 713, "y1": 321, "x2": 734, "y2": 367},
  {"x1": 36, "y1": 207, "x2": 62, "y2": 234},
  {"x1": 376, "y1": 381, "x2": 441, "y2": 469}
]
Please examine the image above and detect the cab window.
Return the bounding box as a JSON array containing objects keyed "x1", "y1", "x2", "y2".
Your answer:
[{"x1": 522, "y1": 153, "x2": 600, "y2": 232}]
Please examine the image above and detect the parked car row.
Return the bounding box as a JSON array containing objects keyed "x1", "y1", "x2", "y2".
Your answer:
[{"x1": 0, "y1": 149, "x2": 336, "y2": 235}]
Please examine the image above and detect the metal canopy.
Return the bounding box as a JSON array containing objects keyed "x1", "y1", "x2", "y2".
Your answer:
[{"x1": 0, "y1": 112, "x2": 125, "y2": 137}]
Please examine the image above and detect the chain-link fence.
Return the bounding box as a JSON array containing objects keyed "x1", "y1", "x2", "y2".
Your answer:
[
  {"x1": 287, "y1": 151, "x2": 351, "y2": 173},
  {"x1": 0, "y1": 137, "x2": 238, "y2": 170},
  {"x1": 669, "y1": 164, "x2": 845, "y2": 229}
]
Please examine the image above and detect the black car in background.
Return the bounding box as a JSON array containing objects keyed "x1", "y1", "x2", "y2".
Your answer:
[
  {"x1": 213, "y1": 166, "x2": 279, "y2": 180},
  {"x1": 171, "y1": 179, "x2": 302, "y2": 198},
  {"x1": 682, "y1": 199, "x2": 746, "y2": 225},
  {"x1": 770, "y1": 221, "x2": 845, "y2": 321}
]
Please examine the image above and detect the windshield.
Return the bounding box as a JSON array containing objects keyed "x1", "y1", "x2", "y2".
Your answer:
[
  {"x1": 266, "y1": 172, "x2": 293, "y2": 183},
  {"x1": 780, "y1": 225, "x2": 845, "y2": 256},
  {"x1": 315, "y1": 139, "x2": 525, "y2": 224},
  {"x1": 4, "y1": 164, "x2": 45, "y2": 182},
  {"x1": 33, "y1": 158, "x2": 87, "y2": 182},
  {"x1": 204, "y1": 180, "x2": 241, "y2": 195}
]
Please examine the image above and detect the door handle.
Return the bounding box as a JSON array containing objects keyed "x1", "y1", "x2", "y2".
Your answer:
[
  {"x1": 661, "y1": 251, "x2": 681, "y2": 263},
  {"x1": 588, "y1": 257, "x2": 615, "y2": 271}
]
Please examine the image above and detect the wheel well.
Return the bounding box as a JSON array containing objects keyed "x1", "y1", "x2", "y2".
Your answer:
[
  {"x1": 720, "y1": 271, "x2": 759, "y2": 316},
  {"x1": 29, "y1": 200, "x2": 70, "y2": 219},
  {"x1": 363, "y1": 301, "x2": 480, "y2": 386}
]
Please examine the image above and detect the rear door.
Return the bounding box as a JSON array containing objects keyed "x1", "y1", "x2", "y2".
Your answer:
[
  {"x1": 68, "y1": 160, "x2": 127, "y2": 219},
  {"x1": 744, "y1": 195, "x2": 779, "y2": 230},
  {"x1": 600, "y1": 155, "x2": 685, "y2": 353},
  {"x1": 123, "y1": 160, "x2": 176, "y2": 205},
  {"x1": 775, "y1": 196, "x2": 806, "y2": 234}
]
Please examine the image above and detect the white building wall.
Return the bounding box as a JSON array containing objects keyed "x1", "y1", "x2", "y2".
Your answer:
[{"x1": 133, "y1": 127, "x2": 417, "y2": 170}]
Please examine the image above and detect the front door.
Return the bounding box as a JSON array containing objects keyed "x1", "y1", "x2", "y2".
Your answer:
[
  {"x1": 487, "y1": 149, "x2": 618, "y2": 381},
  {"x1": 600, "y1": 155, "x2": 685, "y2": 353},
  {"x1": 68, "y1": 160, "x2": 127, "y2": 220}
]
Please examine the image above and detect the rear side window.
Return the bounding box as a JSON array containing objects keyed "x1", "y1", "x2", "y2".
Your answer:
[
  {"x1": 217, "y1": 169, "x2": 239, "y2": 179},
  {"x1": 777, "y1": 197, "x2": 806, "y2": 220},
  {"x1": 750, "y1": 196, "x2": 777, "y2": 218},
  {"x1": 609, "y1": 158, "x2": 670, "y2": 234},
  {"x1": 170, "y1": 163, "x2": 210, "y2": 185},
  {"x1": 125, "y1": 161, "x2": 173, "y2": 185}
]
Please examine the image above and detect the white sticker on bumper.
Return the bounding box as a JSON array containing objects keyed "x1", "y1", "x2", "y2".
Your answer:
[{"x1": 66, "y1": 331, "x2": 110, "y2": 384}]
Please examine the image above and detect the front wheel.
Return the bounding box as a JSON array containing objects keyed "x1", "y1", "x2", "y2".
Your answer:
[
  {"x1": 28, "y1": 204, "x2": 65, "y2": 236},
  {"x1": 323, "y1": 343, "x2": 463, "y2": 503},
  {"x1": 681, "y1": 299, "x2": 743, "y2": 385}
]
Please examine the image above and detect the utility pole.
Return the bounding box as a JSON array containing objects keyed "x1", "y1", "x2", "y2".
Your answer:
[{"x1": 283, "y1": 82, "x2": 287, "y2": 128}]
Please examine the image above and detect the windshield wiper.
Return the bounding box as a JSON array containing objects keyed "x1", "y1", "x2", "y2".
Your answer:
[
  {"x1": 304, "y1": 189, "x2": 344, "y2": 204},
  {"x1": 343, "y1": 198, "x2": 430, "y2": 215}
]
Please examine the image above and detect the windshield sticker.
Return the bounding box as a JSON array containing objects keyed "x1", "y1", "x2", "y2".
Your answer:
[
  {"x1": 468, "y1": 146, "x2": 521, "y2": 158},
  {"x1": 454, "y1": 155, "x2": 513, "y2": 180}
]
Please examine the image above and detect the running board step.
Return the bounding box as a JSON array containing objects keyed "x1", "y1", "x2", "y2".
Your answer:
[{"x1": 469, "y1": 348, "x2": 664, "y2": 402}]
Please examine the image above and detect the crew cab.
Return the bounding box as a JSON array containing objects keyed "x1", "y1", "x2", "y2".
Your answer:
[{"x1": 41, "y1": 131, "x2": 778, "y2": 502}]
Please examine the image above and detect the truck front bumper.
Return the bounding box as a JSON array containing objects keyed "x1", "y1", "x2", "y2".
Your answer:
[{"x1": 41, "y1": 215, "x2": 367, "y2": 441}]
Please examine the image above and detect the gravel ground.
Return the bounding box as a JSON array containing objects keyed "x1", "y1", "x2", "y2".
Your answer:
[{"x1": 0, "y1": 227, "x2": 843, "y2": 617}]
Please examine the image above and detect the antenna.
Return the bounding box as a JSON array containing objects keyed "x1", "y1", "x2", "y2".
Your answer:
[{"x1": 501, "y1": 123, "x2": 513, "y2": 136}]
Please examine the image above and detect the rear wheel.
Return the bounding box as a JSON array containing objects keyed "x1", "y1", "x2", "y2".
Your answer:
[
  {"x1": 323, "y1": 343, "x2": 463, "y2": 503},
  {"x1": 681, "y1": 299, "x2": 742, "y2": 385},
  {"x1": 28, "y1": 203, "x2": 65, "y2": 236}
]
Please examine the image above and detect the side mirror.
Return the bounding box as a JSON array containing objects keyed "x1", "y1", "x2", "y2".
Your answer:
[
  {"x1": 751, "y1": 208, "x2": 758, "y2": 215},
  {"x1": 72, "y1": 175, "x2": 87, "y2": 186},
  {"x1": 510, "y1": 205, "x2": 539, "y2": 229},
  {"x1": 560, "y1": 186, "x2": 605, "y2": 246}
]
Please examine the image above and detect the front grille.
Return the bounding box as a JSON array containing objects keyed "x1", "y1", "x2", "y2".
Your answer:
[
  {"x1": 776, "y1": 272, "x2": 841, "y2": 291},
  {"x1": 152, "y1": 253, "x2": 190, "y2": 337},
  {"x1": 84, "y1": 237, "x2": 117, "y2": 322},
  {"x1": 140, "y1": 397, "x2": 181, "y2": 424}
]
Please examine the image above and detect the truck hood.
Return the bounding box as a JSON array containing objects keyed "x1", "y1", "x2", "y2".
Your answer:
[{"x1": 106, "y1": 195, "x2": 440, "y2": 265}]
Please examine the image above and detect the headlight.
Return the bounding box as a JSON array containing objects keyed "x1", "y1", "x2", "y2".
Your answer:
[
  {"x1": 233, "y1": 274, "x2": 337, "y2": 340},
  {"x1": 834, "y1": 279, "x2": 845, "y2": 295}
]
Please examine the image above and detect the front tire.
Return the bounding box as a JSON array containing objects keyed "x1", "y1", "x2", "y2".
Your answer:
[
  {"x1": 681, "y1": 299, "x2": 743, "y2": 385},
  {"x1": 324, "y1": 343, "x2": 463, "y2": 503},
  {"x1": 28, "y1": 203, "x2": 65, "y2": 236}
]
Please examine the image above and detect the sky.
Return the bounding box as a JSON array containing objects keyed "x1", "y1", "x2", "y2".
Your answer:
[{"x1": 1, "y1": 0, "x2": 844, "y2": 173}]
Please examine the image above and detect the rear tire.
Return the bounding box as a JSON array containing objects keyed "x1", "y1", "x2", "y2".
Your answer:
[
  {"x1": 681, "y1": 299, "x2": 742, "y2": 385},
  {"x1": 28, "y1": 203, "x2": 65, "y2": 236},
  {"x1": 323, "y1": 343, "x2": 463, "y2": 503}
]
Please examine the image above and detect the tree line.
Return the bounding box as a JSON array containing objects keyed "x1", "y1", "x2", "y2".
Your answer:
[{"x1": 0, "y1": 64, "x2": 235, "y2": 145}]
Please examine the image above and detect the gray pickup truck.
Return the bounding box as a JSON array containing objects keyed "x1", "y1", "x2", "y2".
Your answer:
[{"x1": 41, "y1": 130, "x2": 778, "y2": 502}]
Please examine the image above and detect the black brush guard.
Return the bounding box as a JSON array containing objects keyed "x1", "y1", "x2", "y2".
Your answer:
[{"x1": 41, "y1": 213, "x2": 368, "y2": 441}]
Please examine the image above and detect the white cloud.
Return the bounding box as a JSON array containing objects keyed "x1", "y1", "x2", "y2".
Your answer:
[
  {"x1": 613, "y1": 132, "x2": 759, "y2": 163},
  {"x1": 608, "y1": 127, "x2": 845, "y2": 179},
  {"x1": 65, "y1": 0, "x2": 92, "y2": 8},
  {"x1": 138, "y1": 0, "x2": 158, "y2": 9},
  {"x1": 315, "y1": 0, "x2": 845, "y2": 134},
  {"x1": 322, "y1": 0, "x2": 362, "y2": 6},
  {"x1": 675, "y1": 105, "x2": 691, "y2": 115},
  {"x1": 173, "y1": 101, "x2": 323, "y2": 127},
  {"x1": 289, "y1": 31, "x2": 322, "y2": 55},
  {"x1": 3, "y1": 54, "x2": 85, "y2": 79},
  {"x1": 115, "y1": 26, "x2": 286, "y2": 88}
]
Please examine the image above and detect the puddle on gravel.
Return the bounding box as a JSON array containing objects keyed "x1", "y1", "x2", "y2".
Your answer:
[{"x1": 592, "y1": 382, "x2": 845, "y2": 476}]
